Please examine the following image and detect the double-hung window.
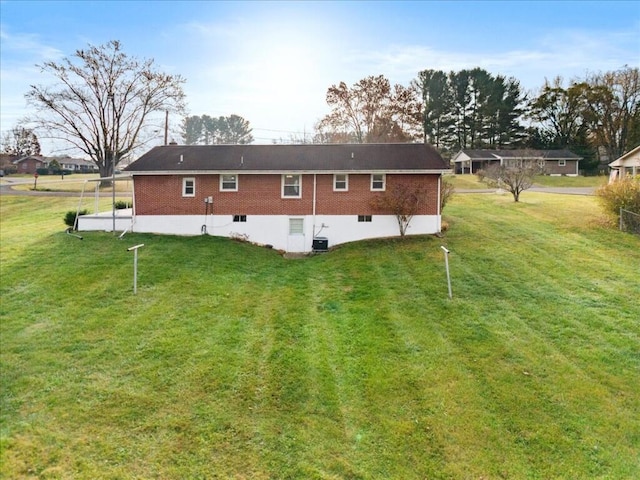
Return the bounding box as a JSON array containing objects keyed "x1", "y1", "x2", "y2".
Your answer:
[
  {"x1": 334, "y1": 174, "x2": 348, "y2": 191},
  {"x1": 371, "y1": 174, "x2": 385, "y2": 191},
  {"x1": 282, "y1": 174, "x2": 301, "y2": 198},
  {"x1": 182, "y1": 177, "x2": 195, "y2": 197},
  {"x1": 220, "y1": 174, "x2": 238, "y2": 191}
]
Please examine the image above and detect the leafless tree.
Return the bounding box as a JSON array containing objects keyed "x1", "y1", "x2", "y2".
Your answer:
[
  {"x1": 371, "y1": 182, "x2": 427, "y2": 236},
  {"x1": 25, "y1": 40, "x2": 186, "y2": 180},
  {"x1": 479, "y1": 161, "x2": 545, "y2": 202},
  {"x1": 316, "y1": 75, "x2": 422, "y2": 143}
]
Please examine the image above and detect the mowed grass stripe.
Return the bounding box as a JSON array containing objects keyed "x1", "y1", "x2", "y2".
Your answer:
[{"x1": 1, "y1": 193, "x2": 639, "y2": 478}]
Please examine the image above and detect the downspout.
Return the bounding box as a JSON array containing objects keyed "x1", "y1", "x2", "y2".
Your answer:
[
  {"x1": 437, "y1": 175, "x2": 442, "y2": 232},
  {"x1": 312, "y1": 173, "x2": 317, "y2": 246}
]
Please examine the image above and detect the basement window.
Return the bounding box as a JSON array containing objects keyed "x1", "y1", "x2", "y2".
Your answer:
[
  {"x1": 358, "y1": 215, "x2": 372, "y2": 222},
  {"x1": 289, "y1": 218, "x2": 304, "y2": 235},
  {"x1": 233, "y1": 215, "x2": 247, "y2": 222},
  {"x1": 182, "y1": 177, "x2": 195, "y2": 197}
]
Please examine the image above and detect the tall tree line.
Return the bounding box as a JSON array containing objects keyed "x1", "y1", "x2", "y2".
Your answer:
[
  {"x1": 413, "y1": 68, "x2": 525, "y2": 152},
  {"x1": 315, "y1": 66, "x2": 639, "y2": 172}
]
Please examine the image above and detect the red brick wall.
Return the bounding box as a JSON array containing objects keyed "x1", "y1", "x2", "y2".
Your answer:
[
  {"x1": 17, "y1": 159, "x2": 44, "y2": 174},
  {"x1": 134, "y1": 173, "x2": 441, "y2": 216},
  {"x1": 545, "y1": 160, "x2": 578, "y2": 175}
]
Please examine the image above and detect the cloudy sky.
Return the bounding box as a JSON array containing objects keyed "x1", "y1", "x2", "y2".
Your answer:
[{"x1": 1, "y1": 0, "x2": 638, "y2": 154}]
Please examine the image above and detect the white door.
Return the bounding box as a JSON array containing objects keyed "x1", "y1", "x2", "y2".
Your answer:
[{"x1": 287, "y1": 217, "x2": 305, "y2": 252}]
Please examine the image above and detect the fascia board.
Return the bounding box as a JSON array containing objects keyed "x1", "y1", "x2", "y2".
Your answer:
[{"x1": 128, "y1": 169, "x2": 452, "y2": 175}]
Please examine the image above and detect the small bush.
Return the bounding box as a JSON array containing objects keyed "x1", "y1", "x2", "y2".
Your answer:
[
  {"x1": 440, "y1": 178, "x2": 455, "y2": 211},
  {"x1": 36, "y1": 168, "x2": 50, "y2": 175},
  {"x1": 114, "y1": 200, "x2": 132, "y2": 209},
  {"x1": 595, "y1": 177, "x2": 640, "y2": 218},
  {"x1": 64, "y1": 209, "x2": 88, "y2": 229}
]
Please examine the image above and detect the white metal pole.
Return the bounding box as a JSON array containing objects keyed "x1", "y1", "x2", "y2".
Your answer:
[
  {"x1": 441, "y1": 246, "x2": 452, "y2": 299},
  {"x1": 128, "y1": 244, "x2": 144, "y2": 294},
  {"x1": 133, "y1": 248, "x2": 138, "y2": 294}
]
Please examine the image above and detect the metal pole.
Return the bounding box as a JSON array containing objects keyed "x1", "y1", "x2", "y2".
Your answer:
[
  {"x1": 109, "y1": 91, "x2": 116, "y2": 235},
  {"x1": 112, "y1": 161, "x2": 116, "y2": 234},
  {"x1": 127, "y1": 244, "x2": 144, "y2": 294},
  {"x1": 133, "y1": 248, "x2": 138, "y2": 294},
  {"x1": 441, "y1": 246, "x2": 452, "y2": 300}
]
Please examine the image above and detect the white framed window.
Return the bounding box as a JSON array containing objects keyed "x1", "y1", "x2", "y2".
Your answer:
[
  {"x1": 220, "y1": 174, "x2": 238, "y2": 191},
  {"x1": 282, "y1": 174, "x2": 301, "y2": 198},
  {"x1": 358, "y1": 215, "x2": 372, "y2": 222},
  {"x1": 334, "y1": 174, "x2": 348, "y2": 191},
  {"x1": 558, "y1": 159, "x2": 566, "y2": 167},
  {"x1": 289, "y1": 218, "x2": 304, "y2": 235},
  {"x1": 182, "y1": 177, "x2": 195, "y2": 197},
  {"x1": 371, "y1": 174, "x2": 386, "y2": 191},
  {"x1": 233, "y1": 215, "x2": 247, "y2": 222}
]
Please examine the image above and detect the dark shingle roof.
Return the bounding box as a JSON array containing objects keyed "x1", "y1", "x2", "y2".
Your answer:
[{"x1": 125, "y1": 143, "x2": 449, "y2": 173}]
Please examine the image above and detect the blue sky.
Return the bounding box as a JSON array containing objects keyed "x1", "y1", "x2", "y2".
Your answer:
[{"x1": 1, "y1": 0, "x2": 639, "y2": 153}]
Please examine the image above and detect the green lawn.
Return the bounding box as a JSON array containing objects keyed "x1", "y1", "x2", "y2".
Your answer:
[{"x1": 1, "y1": 192, "x2": 639, "y2": 479}]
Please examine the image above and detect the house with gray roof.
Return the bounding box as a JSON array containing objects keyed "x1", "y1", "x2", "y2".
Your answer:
[
  {"x1": 452, "y1": 149, "x2": 582, "y2": 176},
  {"x1": 78, "y1": 143, "x2": 450, "y2": 252}
]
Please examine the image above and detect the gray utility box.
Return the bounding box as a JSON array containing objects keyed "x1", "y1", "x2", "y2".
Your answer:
[{"x1": 312, "y1": 237, "x2": 329, "y2": 252}]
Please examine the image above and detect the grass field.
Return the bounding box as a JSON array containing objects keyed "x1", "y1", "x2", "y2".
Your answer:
[
  {"x1": 1, "y1": 192, "x2": 639, "y2": 479},
  {"x1": 445, "y1": 174, "x2": 607, "y2": 190},
  {"x1": 2, "y1": 174, "x2": 133, "y2": 193}
]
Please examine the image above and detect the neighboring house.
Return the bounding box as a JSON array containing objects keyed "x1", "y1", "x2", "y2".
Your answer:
[
  {"x1": 48, "y1": 156, "x2": 99, "y2": 173},
  {"x1": 79, "y1": 143, "x2": 450, "y2": 252},
  {"x1": 608, "y1": 145, "x2": 640, "y2": 183},
  {"x1": 0, "y1": 153, "x2": 19, "y2": 175},
  {"x1": 12, "y1": 155, "x2": 46, "y2": 174},
  {"x1": 452, "y1": 149, "x2": 581, "y2": 176}
]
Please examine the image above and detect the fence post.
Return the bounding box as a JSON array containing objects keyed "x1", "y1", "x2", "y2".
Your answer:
[{"x1": 620, "y1": 207, "x2": 623, "y2": 232}]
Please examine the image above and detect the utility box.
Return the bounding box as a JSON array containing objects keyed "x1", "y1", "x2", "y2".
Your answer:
[{"x1": 312, "y1": 237, "x2": 329, "y2": 252}]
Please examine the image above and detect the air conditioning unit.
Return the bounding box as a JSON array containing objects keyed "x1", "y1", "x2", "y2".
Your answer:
[{"x1": 312, "y1": 237, "x2": 328, "y2": 252}]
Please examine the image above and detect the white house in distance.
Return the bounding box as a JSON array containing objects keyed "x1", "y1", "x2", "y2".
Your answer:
[
  {"x1": 452, "y1": 149, "x2": 581, "y2": 176},
  {"x1": 608, "y1": 145, "x2": 640, "y2": 183}
]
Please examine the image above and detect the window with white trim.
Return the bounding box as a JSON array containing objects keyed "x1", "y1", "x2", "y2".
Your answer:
[
  {"x1": 220, "y1": 174, "x2": 238, "y2": 191},
  {"x1": 334, "y1": 174, "x2": 348, "y2": 191},
  {"x1": 371, "y1": 174, "x2": 385, "y2": 191},
  {"x1": 558, "y1": 159, "x2": 566, "y2": 167},
  {"x1": 358, "y1": 215, "x2": 372, "y2": 222},
  {"x1": 282, "y1": 174, "x2": 301, "y2": 198},
  {"x1": 182, "y1": 177, "x2": 195, "y2": 197},
  {"x1": 289, "y1": 218, "x2": 304, "y2": 235},
  {"x1": 233, "y1": 215, "x2": 247, "y2": 222}
]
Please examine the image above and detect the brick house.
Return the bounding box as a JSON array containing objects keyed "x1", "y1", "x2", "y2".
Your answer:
[
  {"x1": 97, "y1": 143, "x2": 450, "y2": 252},
  {"x1": 452, "y1": 149, "x2": 581, "y2": 176},
  {"x1": 13, "y1": 155, "x2": 46, "y2": 174}
]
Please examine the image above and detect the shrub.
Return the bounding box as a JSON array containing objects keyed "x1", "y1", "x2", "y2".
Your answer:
[
  {"x1": 36, "y1": 168, "x2": 50, "y2": 175},
  {"x1": 114, "y1": 200, "x2": 132, "y2": 209},
  {"x1": 595, "y1": 177, "x2": 640, "y2": 218},
  {"x1": 440, "y1": 178, "x2": 455, "y2": 211},
  {"x1": 64, "y1": 209, "x2": 89, "y2": 229}
]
